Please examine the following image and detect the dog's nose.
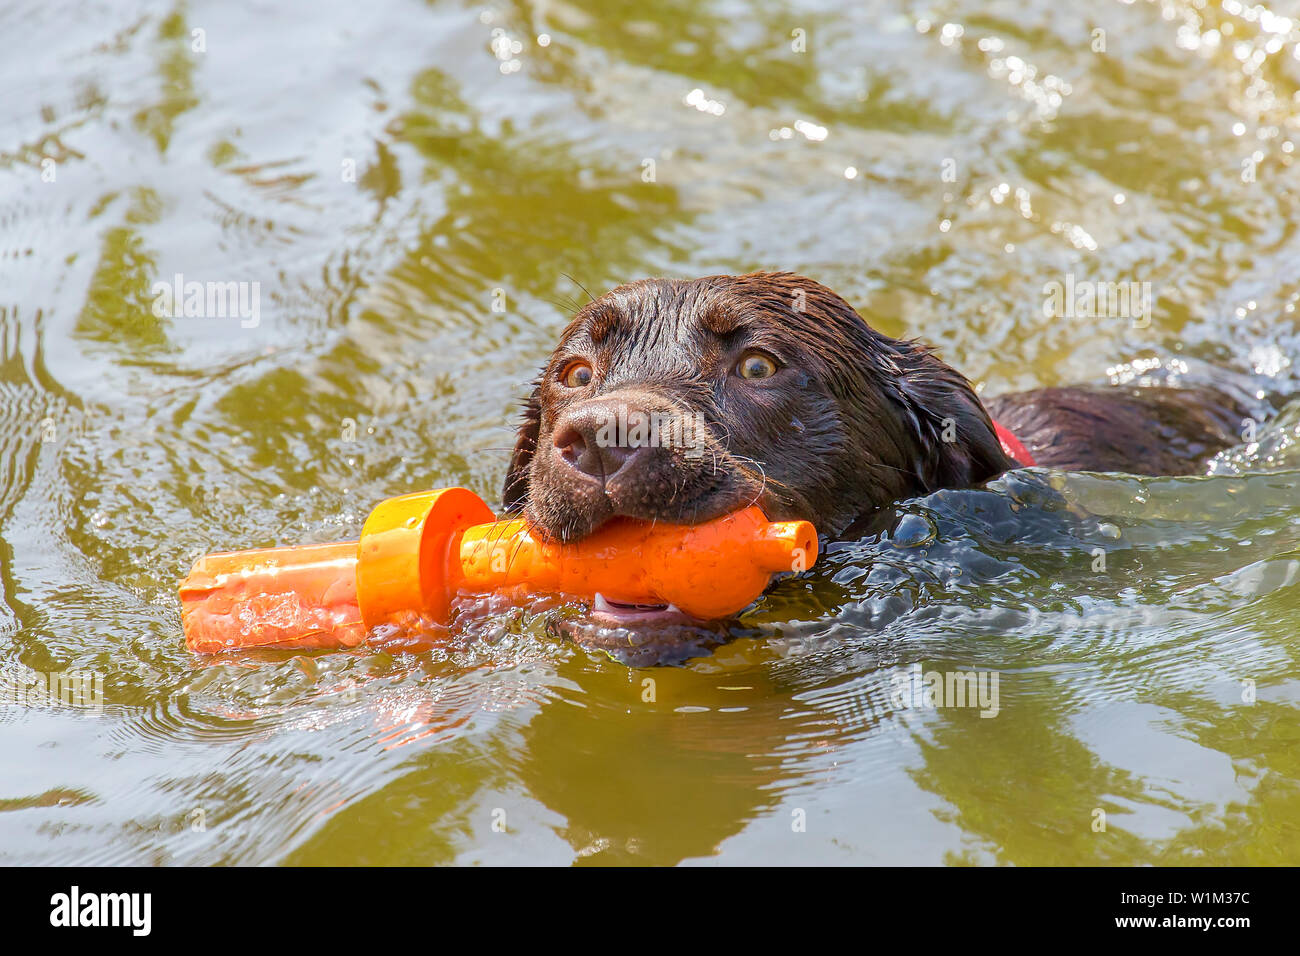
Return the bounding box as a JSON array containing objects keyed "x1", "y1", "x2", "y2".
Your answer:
[{"x1": 552, "y1": 404, "x2": 646, "y2": 482}]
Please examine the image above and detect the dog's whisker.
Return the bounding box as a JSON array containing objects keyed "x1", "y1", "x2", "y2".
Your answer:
[{"x1": 560, "y1": 272, "x2": 596, "y2": 306}]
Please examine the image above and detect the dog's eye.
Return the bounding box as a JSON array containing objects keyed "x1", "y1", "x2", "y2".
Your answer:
[
  {"x1": 560, "y1": 360, "x2": 594, "y2": 388},
  {"x1": 736, "y1": 352, "x2": 777, "y2": 381}
]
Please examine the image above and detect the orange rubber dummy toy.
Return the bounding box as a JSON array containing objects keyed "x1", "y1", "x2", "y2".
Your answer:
[{"x1": 178, "y1": 488, "x2": 818, "y2": 653}]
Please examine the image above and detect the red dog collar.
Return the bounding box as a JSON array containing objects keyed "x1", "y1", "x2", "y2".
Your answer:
[{"x1": 993, "y1": 420, "x2": 1036, "y2": 467}]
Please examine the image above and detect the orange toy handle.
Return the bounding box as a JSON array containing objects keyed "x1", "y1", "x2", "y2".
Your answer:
[
  {"x1": 355, "y1": 488, "x2": 496, "y2": 630},
  {"x1": 179, "y1": 540, "x2": 367, "y2": 654},
  {"x1": 449, "y1": 509, "x2": 816, "y2": 621},
  {"x1": 179, "y1": 489, "x2": 818, "y2": 653}
]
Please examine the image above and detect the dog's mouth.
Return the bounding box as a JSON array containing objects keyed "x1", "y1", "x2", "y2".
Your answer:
[
  {"x1": 521, "y1": 468, "x2": 781, "y2": 663},
  {"x1": 548, "y1": 593, "x2": 732, "y2": 665},
  {"x1": 524, "y1": 450, "x2": 767, "y2": 544},
  {"x1": 589, "y1": 592, "x2": 687, "y2": 626}
]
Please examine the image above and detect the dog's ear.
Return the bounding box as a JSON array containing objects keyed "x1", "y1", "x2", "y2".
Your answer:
[
  {"x1": 502, "y1": 383, "x2": 542, "y2": 512},
  {"x1": 892, "y1": 341, "x2": 1017, "y2": 490}
]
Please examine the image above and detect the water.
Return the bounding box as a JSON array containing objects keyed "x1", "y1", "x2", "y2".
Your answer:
[{"x1": 2, "y1": 0, "x2": 1299, "y2": 864}]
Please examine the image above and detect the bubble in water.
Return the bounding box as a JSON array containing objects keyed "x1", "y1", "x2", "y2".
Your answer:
[{"x1": 892, "y1": 513, "x2": 938, "y2": 548}]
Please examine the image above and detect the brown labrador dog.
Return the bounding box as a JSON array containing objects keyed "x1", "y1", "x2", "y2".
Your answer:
[{"x1": 503, "y1": 272, "x2": 1247, "y2": 658}]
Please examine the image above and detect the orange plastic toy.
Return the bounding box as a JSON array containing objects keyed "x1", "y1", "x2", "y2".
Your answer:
[{"x1": 179, "y1": 488, "x2": 818, "y2": 653}]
